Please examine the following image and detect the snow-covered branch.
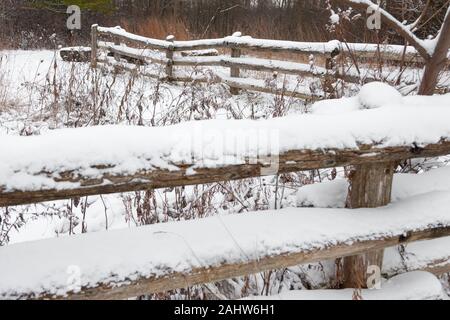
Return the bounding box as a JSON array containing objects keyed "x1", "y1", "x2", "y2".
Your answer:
[
  {"x1": 343, "y1": 0, "x2": 450, "y2": 95},
  {"x1": 346, "y1": 0, "x2": 431, "y2": 59}
]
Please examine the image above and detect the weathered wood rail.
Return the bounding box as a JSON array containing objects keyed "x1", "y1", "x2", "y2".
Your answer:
[
  {"x1": 57, "y1": 227, "x2": 450, "y2": 300},
  {"x1": 90, "y1": 25, "x2": 449, "y2": 99},
  {"x1": 3, "y1": 222, "x2": 450, "y2": 300},
  {"x1": 2, "y1": 141, "x2": 450, "y2": 207}
]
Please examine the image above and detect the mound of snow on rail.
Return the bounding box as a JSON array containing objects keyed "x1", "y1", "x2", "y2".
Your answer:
[
  {"x1": 310, "y1": 82, "x2": 450, "y2": 115},
  {"x1": 358, "y1": 82, "x2": 403, "y2": 109}
]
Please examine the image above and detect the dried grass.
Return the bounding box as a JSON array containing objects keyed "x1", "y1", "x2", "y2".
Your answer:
[{"x1": 121, "y1": 16, "x2": 191, "y2": 41}]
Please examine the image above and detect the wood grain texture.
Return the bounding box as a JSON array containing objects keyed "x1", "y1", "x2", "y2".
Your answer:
[
  {"x1": 90, "y1": 25, "x2": 98, "y2": 68},
  {"x1": 165, "y1": 36, "x2": 175, "y2": 81},
  {"x1": 98, "y1": 44, "x2": 167, "y2": 65},
  {"x1": 220, "y1": 77, "x2": 321, "y2": 100},
  {"x1": 388, "y1": 257, "x2": 450, "y2": 277},
  {"x1": 343, "y1": 162, "x2": 395, "y2": 288},
  {"x1": 230, "y1": 40, "x2": 242, "y2": 95}
]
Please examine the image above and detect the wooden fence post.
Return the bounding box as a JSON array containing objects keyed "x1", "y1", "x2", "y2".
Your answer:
[
  {"x1": 113, "y1": 36, "x2": 121, "y2": 62},
  {"x1": 165, "y1": 35, "x2": 175, "y2": 81},
  {"x1": 342, "y1": 161, "x2": 395, "y2": 289},
  {"x1": 324, "y1": 57, "x2": 336, "y2": 98},
  {"x1": 90, "y1": 24, "x2": 98, "y2": 69},
  {"x1": 230, "y1": 31, "x2": 242, "y2": 95}
]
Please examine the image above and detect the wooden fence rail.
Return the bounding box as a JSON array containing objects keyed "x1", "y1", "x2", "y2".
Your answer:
[
  {"x1": 2, "y1": 141, "x2": 450, "y2": 208},
  {"x1": 5, "y1": 225, "x2": 450, "y2": 300},
  {"x1": 91, "y1": 25, "x2": 449, "y2": 99},
  {"x1": 1, "y1": 198, "x2": 450, "y2": 300}
]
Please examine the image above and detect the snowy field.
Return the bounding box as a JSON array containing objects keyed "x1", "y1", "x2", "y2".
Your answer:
[{"x1": 1, "y1": 48, "x2": 450, "y2": 300}]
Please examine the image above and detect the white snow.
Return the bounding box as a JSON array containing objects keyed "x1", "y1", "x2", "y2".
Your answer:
[
  {"x1": 358, "y1": 82, "x2": 403, "y2": 109},
  {"x1": 330, "y1": 11, "x2": 340, "y2": 25},
  {"x1": 98, "y1": 41, "x2": 169, "y2": 64},
  {"x1": 311, "y1": 82, "x2": 405, "y2": 114},
  {"x1": 1, "y1": 91, "x2": 450, "y2": 193},
  {"x1": 60, "y1": 46, "x2": 91, "y2": 52},
  {"x1": 297, "y1": 179, "x2": 348, "y2": 208},
  {"x1": 296, "y1": 166, "x2": 450, "y2": 209},
  {"x1": 97, "y1": 26, "x2": 342, "y2": 55},
  {"x1": 8, "y1": 195, "x2": 127, "y2": 244},
  {"x1": 217, "y1": 72, "x2": 321, "y2": 97},
  {"x1": 294, "y1": 166, "x2": 450, "y2": 276},
  {"x1": 97, "y1": 24, "x2": 450, "y2": 60},
  {"x1": 175, "y1": 55, "x2": 328, "y2": 77},
  {"x1": 245, "y1": 271, "x2": 447, "y2": 300},
  {"x1": 1, "y1": 37, "x2": 450, "y2": 300},
  {"x1": 384, "y1": 237, "x2": 450, "y2": 276},
  {"x1": 97, "y1": 26, "x2": 171, "y2": 50},
  {"x1": 310, "y1": 97, "x2": 360, "y2": 115},
  {"x1": 344, "y1": 42, "x2": 437, "y2": 59}
]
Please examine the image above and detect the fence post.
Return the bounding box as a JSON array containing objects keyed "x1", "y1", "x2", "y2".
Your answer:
[
  {"x1": 90, "y1": 24, "x2": 98, "y2": 69},
  {"x1": 342, "y1": 161, "x2": 395, "y2": 289},
  {"x1": 230, "y1": 31, "x2": 242, "y2": 95},
  {"x1": 113, "y1": 35, "x2": 121, "y2": 62},
  {"x1": 324, "y1": 57, "x2": 336, "y2": 98},
  {"x1": 165, "y1": 35, "x2": 175, "y2": 81}
]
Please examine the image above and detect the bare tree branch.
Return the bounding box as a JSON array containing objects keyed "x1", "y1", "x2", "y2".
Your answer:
[{"x1": 408, "y1": 0, "x2": 432, "y2": 31}]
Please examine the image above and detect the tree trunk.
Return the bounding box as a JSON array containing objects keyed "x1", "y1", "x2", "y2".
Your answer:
[
  {"x1": 418, "y1": 9, "x2": 450, "y2": 95},
  {"x1": 342, "y1": 162, "x2": 395, "y2": 288}
]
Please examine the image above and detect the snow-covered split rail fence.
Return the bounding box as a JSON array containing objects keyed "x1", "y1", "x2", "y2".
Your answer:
[
  {"x1": 2, "y1": 96, "x2": 450, "y2": 299},
  {"x1": 2, "y1": 101, "x2": 450, "y2": 208},
  {"x1": 1, "y1": 141, "x2": 450, "y2": 208},
  {"x1": 1, "y1": 140, "x2": 450, "y2": 208},
  {"x1": 90, "y1": 26, "x2": 449, "y2": 99}
]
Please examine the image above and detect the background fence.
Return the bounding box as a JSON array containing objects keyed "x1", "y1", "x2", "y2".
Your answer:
[{"x1": 91, "y1": 25, "x2": 448, "y2": 100}]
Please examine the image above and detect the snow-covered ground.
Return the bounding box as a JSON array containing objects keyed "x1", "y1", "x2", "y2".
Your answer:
[{"x1": 245, "y1": 272, "x2": 447, "y2": 300}]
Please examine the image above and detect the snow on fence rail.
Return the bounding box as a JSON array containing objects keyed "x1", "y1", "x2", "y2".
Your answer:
[
  {"x1": 2, "y1": 139, "x2": 450, "y2": 208},
  {"x1": 2, "y1": 102, "x2": 450, "y2": 207},
  {"x1": 1, "y1": 193, "x2": 450, "y2": 300},
  {"x1": 90, "y1": 25, "x2": 449, "y2": 99}
]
